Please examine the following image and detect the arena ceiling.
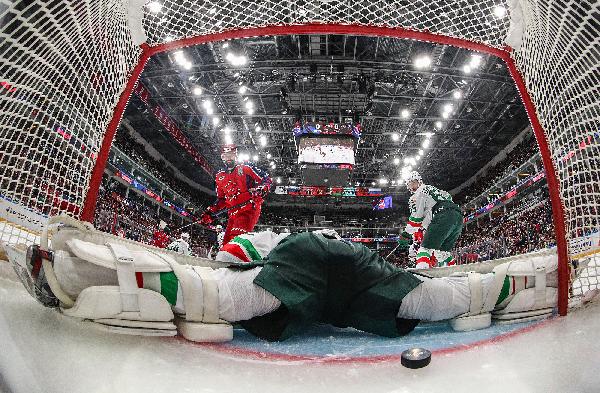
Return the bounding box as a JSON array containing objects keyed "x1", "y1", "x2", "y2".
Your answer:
[{"x1": 123, "y1": 33, "x2": 529, "y2": 201}]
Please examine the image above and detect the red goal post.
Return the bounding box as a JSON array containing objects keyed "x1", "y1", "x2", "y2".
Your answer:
[{"x1": 1, "y1": 1, "x2": 598, "y2": 317}]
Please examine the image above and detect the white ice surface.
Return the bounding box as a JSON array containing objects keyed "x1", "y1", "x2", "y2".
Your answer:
[{"x1": 1, "y1": 261, "x2": 599, "y2": 393}]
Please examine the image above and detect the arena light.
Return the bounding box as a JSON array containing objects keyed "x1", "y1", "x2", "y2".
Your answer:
[
  {"x1": 470, "y1": 54, "x2": 483, "y2": 68},
  {"x1": 418, "y1": 149, "x2": 424, "y2": 156},
  {"x1": 435, "y1": 121, "x2": 443, "y2": 129},
  {"x1": 193, "y1": 86, "x2": 203, "y2": 96},
  {"x1": 393, "y1": 157, "x2": 400, "y2": 165},
  {"x1": 414, "y1": 55, "x2": 432, "y2": 69},
  {"x1": 255, "y1": 125, "x2": 261, "y2": 132},
  {"x1": 202, "y1": 100, "x2": 213, "y2": 110},
  {"x1": 222, "y1": 42, "x2": 229, "y2": 49},
  {"x1": 222, "y1": 126, "x2": 232, "y2": 134},
  {"x1": 379, "y1": 178, "x2": 388, "y2": 185},
  {"x1": 238, "y1": 85, "x2": 247, "y2": 94},
  {"x1": 403, "y1": 157, "x2": 411, "y2": 165},
  {"x1": 212, "y1": 117, "x2": 220, "y2": 126},
  {"x1": 493, "y1": 5, "x2": 507, "y2": 18},
  {"x1": 259, "y1": 135, "x2": 267, "y2": 147},
  {"x1": 463, "y1": 64, "x2": 472, "y2": 74},
  {"x1": 146, "y1": 1, "x2": 162, "y2": 13},
  {"x1": 252, "y1": 155, "x2": 259, "y2": 161},
  {"x1": 422, "y1": 138, "x2": 431, "y2": 148},
  {"x1": 442, "y1": 111, "x2": 450, "y2": 119},
  {"x1": 392, "y1": 132, "x2": 400, "y2": 141},
  {"x1": 224, "y1": 134, "x2": 233, "y2": 145},
  {"x1": 401, "y1": 109, "x2": 411, "y2": 119},
  {"x1": 226, "y1": 52, "x2": 248, "y2": 66},
  {"x1": 245, "y1": 101, "x2": 254, "y2": 111},
  {"x1": 443, "y1": 103, "x2": 453, "y2": 113},
  {"x1": 276, "y1": 177, "x2": 282, "y2": 184},
  {"x1": 290, "y1": 179, "x2": 296, "y2": 184},
  {"x1": 453, "y1": 90, "x2": 462, "y2": 99},
  {"x1": 425, "y1": 132, "x2": 434, "y2": 138},
  {"x1": 267, "y1": 153, "x2": 272, "y2": 159}
]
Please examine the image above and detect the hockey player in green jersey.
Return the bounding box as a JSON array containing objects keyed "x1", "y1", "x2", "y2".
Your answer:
[{"x1": 398, "y1": 171, "x2": 463, "y2": 268}]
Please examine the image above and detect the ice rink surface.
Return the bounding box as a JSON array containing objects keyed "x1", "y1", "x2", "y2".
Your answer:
[{"x1": 1, "y1": 261, "x2": 599, "y2": 393}]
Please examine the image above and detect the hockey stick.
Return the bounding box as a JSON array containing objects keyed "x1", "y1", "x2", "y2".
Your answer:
[
  {"x1": 386, "y1": 243, "x2": 401, "y2": 259},
  {"x1": 174, "y1": 198, "x2": 256, "y2": 231}
]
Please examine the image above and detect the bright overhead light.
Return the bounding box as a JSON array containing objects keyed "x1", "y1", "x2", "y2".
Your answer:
[
  {"x1": 418, "y1": 149, "x2": 424, "y2": 156},
  {"x1": 238, "y1": 85, "x2": 247, "y2": 94},
  {"x1": 463, "y1": 64, "x2": 472, "y2": 74},
  {"x1": 435, "y1": 121, "x2": 443, "y2": 129},
  {"x1": 401, "y1": 109, "x2": 410, "y2": 119},
  {"x1": 247, "y1": 108, "x2": 255, "y2": 115},
  {"x1": 443, "y1": 103, "x2": 453, "y2": 113},
  {"x1": 403, "y1": 157, "x2": 410, "y2": 165},
  {"x1": 255, "y1": 125, "x2": 261, "y2": 132},
  {"x1": 259, "y1": 135, "x2": 267, "y2": 147},
  {"x1": 267, "y1": 153, "x2": 272, "y2": 159},
  {"x1": 425, "y1": 132, "x2": 434, "y2": 138},
  {"x1": 453, "y1": 90, "x2": 462, "y2": 99},
  {"x1": 226, "y1": 52, "x2": 248, "y2": 66},
  {"x1": 212, "y1": 117, "x2": 220, "y2": 126},
  {"x1": 391, "y1": 133, "x2": 400, "y2": 142},
  {"x1": 205, "y1": 107, "x2": 214, "y2": 115},
  {"x1": 202, "y1": 100, "x2": 212, "y2": 110},
  {"x1": 245, "y1": 101, "x2": 254, "y2": 110},
  {"x1": 276, "y1": 177, "x2": 282, "y2": 184},
  {"x1": 422, "y1": 139, "x2": 431, "y2": 148},
  {"x1": 393, "y1": 157, "x2": 400, "y2": 165},
  {"x1": 379, "y1": 178, "x2": 388, "y2": 185},
  {"x1": 442, "y1": 112, "x2": 450, "y2": 119},
  {"x1": 416, "y1": 155, "x2": 421, "y2": 161},
  {"x1": 470, "y1": 54, "x2": 483, "y2": 68},
  {"x1": 193, "y1": 86, "x2": 203, "y2": 96},
  {"x1": 493, "y1": 5, "x2": 507, "y2": 18},
  {"x1": 371, "y1": 181, "x2": 376, "y2": 186},
  {"x1": 146, "y1": 1, "x2": 162, "y2": 13},
  {"x1": 173, "y1": 51, "x2": 185, "y2": 63},
  {"x1": 222, "y1": 126, "x2": 232, "y2": 134},
  {"x1": 222, "y1": 43, "x2": 229, "y2": 49},
  {"x1": 224, "y1": 134, "x2": 233, "y2": 145},
  {"x1": 252, "y1": 155, "x2": 259, "y2": 161},
  {"x1": 291, "y1": 179, "x2": 296, "y2": 184},
  {"x1": 414, "y1": 56, "x2": 432, "y2": 69}
]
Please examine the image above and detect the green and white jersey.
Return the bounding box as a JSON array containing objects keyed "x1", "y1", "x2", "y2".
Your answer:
[{"x1": 404, "y1": 184, "x2": 453, "y2": 234}]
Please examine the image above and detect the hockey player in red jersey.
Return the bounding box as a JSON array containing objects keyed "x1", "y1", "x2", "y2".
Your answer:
[
  {"x1": 200, "y1": 144, "x2": 272, "y2": 245},
  {"x1": 151, "y1": 220, "x2": 171, "y2": 249}
]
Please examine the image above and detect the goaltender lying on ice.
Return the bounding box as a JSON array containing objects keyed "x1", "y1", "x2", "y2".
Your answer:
[{"x1": 2, "y1": 216, "x2": 558, "y2": 343}]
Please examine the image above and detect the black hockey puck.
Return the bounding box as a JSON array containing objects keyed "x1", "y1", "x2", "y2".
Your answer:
[{"x1": 400, "y1": 348, "x2": 431, "y2": 369}]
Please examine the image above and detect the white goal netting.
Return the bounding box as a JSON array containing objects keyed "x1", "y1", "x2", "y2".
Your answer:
[{"x1": 0, "y1": 1, "x2": 598, "y2": 306}]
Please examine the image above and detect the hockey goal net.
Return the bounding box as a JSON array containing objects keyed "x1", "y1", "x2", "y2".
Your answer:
[{"x1": 0, "y1": 1, "x2": 598, "y2": 314}]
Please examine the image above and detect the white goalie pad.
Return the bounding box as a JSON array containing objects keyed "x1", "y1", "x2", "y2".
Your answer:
[{"x1": 450, "y1": 252, "x2": 559, "y2": 331}]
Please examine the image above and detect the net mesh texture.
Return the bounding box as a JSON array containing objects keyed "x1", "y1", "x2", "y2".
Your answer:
[{"x1": 0, "y1": 0, "x2": 598, "y2": 297}]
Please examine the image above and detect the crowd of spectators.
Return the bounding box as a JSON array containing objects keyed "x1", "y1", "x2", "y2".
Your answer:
[
  {"x1": 112, "y1": 129, "x2": 213, "y2": 210},
  {"x1": 94, "y1": 176, "x2": 214, "y2": 257},
  {"x1": 453, "y1": 197, "x2": 555, "y2": 263},
  {"x1": 454, "y1": 133, "x2": 540, "y2": 205}
]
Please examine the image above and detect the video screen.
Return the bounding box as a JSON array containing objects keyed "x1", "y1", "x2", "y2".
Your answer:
[{"x1": 297, "y1": 136, "x2": 355, "y2": 165}]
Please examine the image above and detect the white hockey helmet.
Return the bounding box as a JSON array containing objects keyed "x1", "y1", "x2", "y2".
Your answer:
[
  {"x1": 181, "y1": 232, "x2": 190, "y2": 239},
  {"x1": 215, "y1": 225, "x2": 223, "y2": 231},
  {"x1": 407, "y1": 171, "x2": 422, "y2": 183},
  {"x1": 159, "y1": 220, "x2": 167, "y2": 230}
]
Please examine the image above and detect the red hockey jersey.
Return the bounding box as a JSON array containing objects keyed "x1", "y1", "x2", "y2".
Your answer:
[
  {"x1": 208, "y1": 163, "x2": 271, "y2": 215},
  {"x1": 152, "y1": 230, "x2": 170, "y2": 249}
]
